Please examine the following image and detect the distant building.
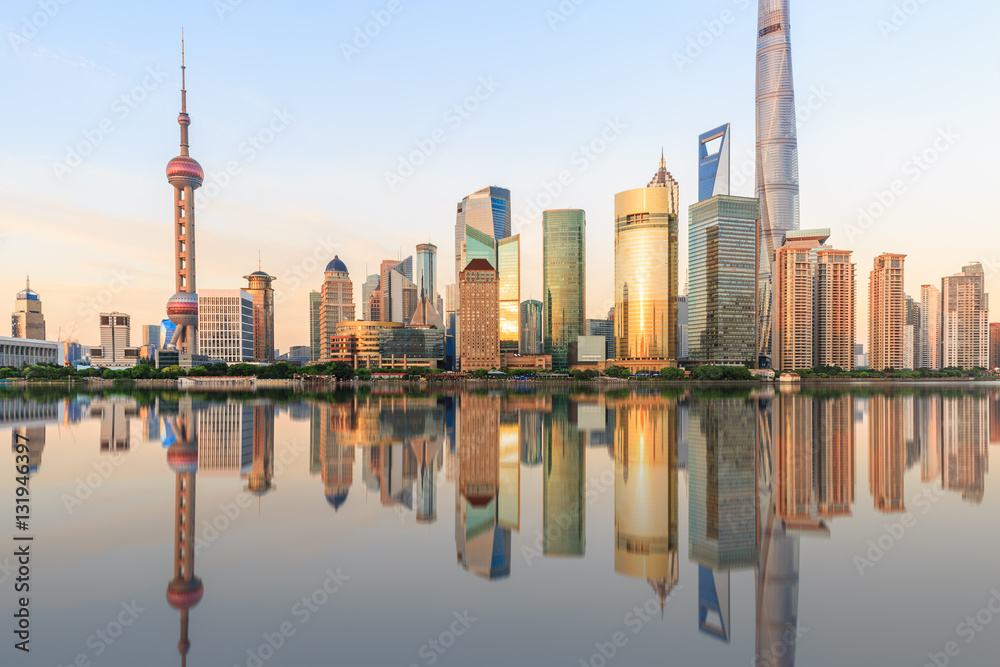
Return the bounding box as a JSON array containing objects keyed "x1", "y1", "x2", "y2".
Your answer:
[
  {"x1": 520, "y1": 300, "x2": 543, "y2": 355},
  {"x1": 379, "y1": 258, "x2": 414, "y2": 324},
  {"x1": 920, "y1": 285, "x2": 942, "y2": 370},
  {"x1": 869, "y1": 253, "x2": 906, "y2": 371},
  {"x1": 586, "y1": 318, "x2": 615, "y2": 361},
  {"x1": 543, "y1": 209, "x2": 586, "y2": 371},
  {"x1": 772, "y1": 231, "x2": 825, "y2": 371},
  {"x1": 320, "y1": 257, "x2": 356, "y2": 362},
  {"x1": 140, "y1": 324, "x2": 161, "y2": 360},
  {"x1": 11, "y1": 278, "x2": 45, "y2": 340},
  {"x1": 198, "y1": 291, "x2": 254, "y2": 363},
  {"x1": 244, "y1": 268, "x2": 276, "y2": 363},
  {"x1": 360, "y1": 274, "x2": 381, "y2": 321},
  {"x1": 942, "y1": 262, "x2": 989, "y2": 370},
  {"x1": 91, "y1": 312, "x2": 140, "y2": 368},
  {"x1": 676, "y1": 295, "x2": 688, "y2": 360},
  {"x1": 308, "y1": 291, "x2": 322, "y2": 362},
  {"x1": 276, "y1": 346, "x2": 311, "y2": 365},
  {"x1": 415, "y1": 243, "x2": 438, "y2": 306},
  {"x1": 459, "y1": 259, "x2": 500, "y2": 371},
  {"x1": 990, "y1": 323, "x2": 1000, "y2": 370}
]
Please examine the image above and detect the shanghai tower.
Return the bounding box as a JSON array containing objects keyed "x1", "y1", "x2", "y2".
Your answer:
[{"x1": 755, "y1": 0, "x2": 800, "y2": 366}]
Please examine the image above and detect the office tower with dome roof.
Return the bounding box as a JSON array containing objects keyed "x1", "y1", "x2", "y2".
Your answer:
[
  {"x1": 243, "y1": 266, "x2": 276, "y2": 362},
  {"x1": 319, "y1": 256, "x2": 356, "y2": 362}
]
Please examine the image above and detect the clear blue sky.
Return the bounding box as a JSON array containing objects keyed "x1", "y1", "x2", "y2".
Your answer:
[{"x1": 2, "y1": 0, "x2": 997, "y2": 351}]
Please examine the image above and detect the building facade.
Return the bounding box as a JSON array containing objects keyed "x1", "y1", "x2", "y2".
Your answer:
[
  {"x1": 520, "y1": 299, "x2": 543, "y2": 355},
  {"x1": 459, "y1": 259, "x2": 500, "y2": 371},
  {"x1": 920, "y1": 285, "x2": 942, "y2": 370},
  {"x1": 308, "y1": 291, "x2": 322, "y2": 362},
  {"x1": 198, "y1": 290, "x2": 254, "y2": 363},
  {"x1": 498, "y1": 235, "x2": 521, "y2": 354},
  {"x1": 773, "y1": 231, "x2": 827, "y2": 371},
  {"x1": 614, "y1": 157, "x2": 678, "y2": 370},
  {"x1": 942, "y1": 263, "x2": 989, "y2": 370},
  {"x1": 454, "y1": 186, "x2": 511, "y2": 282},
  {"x1": 360, "y1": 274, "x2": 381, "y2": 322},
  {"x1": 815, "y1": 249, "x2": 856, "y2": 370},
  {"x1": 11, "y1": 279, "x2": 45, "y2": 340},
  {"x1": 869, "y1": 253, "x2": 906, "y2": 371},
  {"x1": 320, "y1": 256, "x2": 356, "y2": 362},
  {"x1": 415, "y1": 243, "x2": 438, "y2": 303},
  {"x1": 688, "y1": 196, "x2": 759, "y2": 366},
  {"x1": 990, "y1": 323, "x2": 1000, "y2": 370},
  {"x1": 587, "y1": 318, "x2": 615, "y2": 361},
  {"x1": 755, "y1": 0, "x2": 801, "y2": 364},
  {"x1": 332, "y1": 320, "x2": 402, "y2": 368},
  {"x1": 243, "y1": 269, "x2": 276, "y2": 363},
  {"x1": 379, "y1": 327, "x2": 445, "y2": 369},
  {"x1": 0, "y1": 336, "x2": 60, "y2": 368},
  {"x1": 91, "y1": 312, "x2": 141, "y2": 368},
  {"x1": 543, "y1": 209, "x2": 586, "y2": 371}
]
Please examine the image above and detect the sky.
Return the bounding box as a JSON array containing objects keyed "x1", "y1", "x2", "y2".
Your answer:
[{"x1": 2, "y1": 0, "x2": 998, "y2": 354}]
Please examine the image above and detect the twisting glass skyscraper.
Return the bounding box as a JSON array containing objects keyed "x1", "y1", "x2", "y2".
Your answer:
[{"x1": 756, "y1": 0, "x2": 800, "y2": 366}]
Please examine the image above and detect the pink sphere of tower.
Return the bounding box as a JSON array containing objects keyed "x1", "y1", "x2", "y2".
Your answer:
[
  {"x1": 166, "y1": 292, "x2": 198, "y2": 327},
  {"x1": 166, "y1": 155, "x2": 204, "y2": 188}
]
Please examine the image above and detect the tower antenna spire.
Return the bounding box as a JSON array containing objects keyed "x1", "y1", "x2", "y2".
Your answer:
[{"x1": 181, "y1": 28, "x2": 186, "y2": 112}]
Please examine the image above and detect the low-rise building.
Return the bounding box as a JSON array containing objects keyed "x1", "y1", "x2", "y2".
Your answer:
[{"x1": 0, "y1": 336, "x2": 61, "y2": 368}]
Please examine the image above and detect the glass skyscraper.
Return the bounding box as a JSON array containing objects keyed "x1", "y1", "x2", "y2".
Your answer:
[
  {"x1": 542, "y1": 210, "x2": 586, "y2": 371},
  {"x1": 614, "y1": 157, "x2": 679, "y2": 368},
  {"x1": 497, "y1": 235, "x2": 520, "y2": 354},
  {"x1": 454, "y1": 186, "x2": 511, "y2": 280},
  {"x1": 756, "y1": 0, "x2": 801, "y2": 365},
  {"x1": 519, "y1": 299, "x2": 542, "y2": 355},
  {"x1": 415, "y1": 243, "x2": 437, "y2": 301},
  {"x1": 688, "y1": 196, "x2": 759, "y2": 366}
]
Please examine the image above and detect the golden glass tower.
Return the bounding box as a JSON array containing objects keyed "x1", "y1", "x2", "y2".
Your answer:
[
  {"x1": 497, "y1": 235, "x2": 521, "y2": 354},
  {"x1": 614, "y1": 156, "x2": 679, "y2": 370}
]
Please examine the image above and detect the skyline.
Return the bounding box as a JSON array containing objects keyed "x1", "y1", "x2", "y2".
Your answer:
[{"x1": 2, "y1": 0, "x2": 996, "y2": 353}]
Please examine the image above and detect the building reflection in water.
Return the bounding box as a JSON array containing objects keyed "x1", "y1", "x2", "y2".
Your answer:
[
  {"x1": 498, "y1": 413, "x2": 520, "y2": 532},
  {"x1": 543, "y1": 397, "x2": 584, "y2": 556},
  {"x1": 164, "y1": 399, "x2": 203, "y2": 667},
  {"x1": 612, "y1": 395, "x2": 678, "y2": 608},
  {"x1": 455, "y1": 393, "x2": 510, "y2": 580},
  {"x1": 869, "y1": 393, "x2": 906, "y2": 513},
  {"x1": 245, "y1": 404, "x2": 276, "y2": 498},
  {"x1": 755, "y1": 390, "x2": 801, "y2": 667},
  {"x1": 689, "y1": 398, "x2": 757, "y2": 642},
  {"x1": 942, "y1": 394, "x2": 988, "y2": 504},
  {"x1": 0, "y1": 386, "x2": 993, "y2": 665}
]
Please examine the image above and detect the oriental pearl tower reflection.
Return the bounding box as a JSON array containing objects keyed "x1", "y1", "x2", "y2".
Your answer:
[{"x1": 165, "y1": 402, "x2": 202, "y2": 666}]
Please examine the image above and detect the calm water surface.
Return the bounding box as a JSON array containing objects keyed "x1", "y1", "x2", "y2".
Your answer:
[{"x1": 1, "y1": 384, "x2": 998, "y2": 667}]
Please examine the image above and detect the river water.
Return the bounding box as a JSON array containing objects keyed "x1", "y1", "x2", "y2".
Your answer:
[{"x1": 1, "y1": 384, "x2": 997, "y2": 666}]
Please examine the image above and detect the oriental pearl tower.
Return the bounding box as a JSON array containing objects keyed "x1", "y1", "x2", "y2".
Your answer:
[
  {"x1": 165, "y1": 32, "x2": 203, "y2": 356},
  {"x1": 165, "y1": 402, "x2": 202, "y2": 666}
]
